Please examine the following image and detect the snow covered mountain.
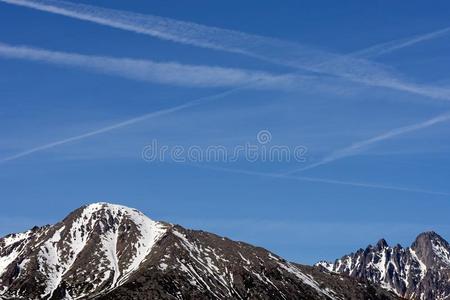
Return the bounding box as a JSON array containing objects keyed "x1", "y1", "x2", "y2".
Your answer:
[
  {"x1": 0, "y1": 203, "x2": 166, "y2": 299},
  {"x1": 316, "y1": 232, "x2": 450, "y2": 300},
  {"x1": 1, "y1": 203, "x2": 399, "y2": 299}
]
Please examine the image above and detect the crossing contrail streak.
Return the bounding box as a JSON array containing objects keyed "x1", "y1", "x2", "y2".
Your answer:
[
  {"x1": 354, "y1": 27, "x2": 450, "y2": 59},
  {"x1": 2, "y1": 0, "x2": 449, "y2": 197},
  {"x1": 0, "y1": 42, "x2": 299, "y2": 89},
  {"x1": 3, "y1": 0, "x2": 450, "y2": 101},
  {"x1": 186, "y1": 164, "x2": 450, "y2": 197},
  {"x1": 0, "y1": 88, "x2": 241, "y2": 164},
  {"x1": 283, "y1": 111, "x2": 450, "y2": 175}
]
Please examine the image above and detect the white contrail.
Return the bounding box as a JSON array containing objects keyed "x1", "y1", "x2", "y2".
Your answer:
[
  {"x1": 283, "y1": 111, "x2": 450, "y2": 175},
  {"x1": 186, "y1": 164, "x2": 450, "y2": 197},
  {"x1": 0, "y1": 88, "x2": 241, "y2": 164},
  {"x1": 276, "y1": 28, "x2": 450, "y2": 175},
  {"x1": 0, "y1": 42, "x2": 299, "y2": 89},
  {"x1": 2, "y1": 0, "x2": 449, "y2": 191},
  {"x1": 3, "y1": 0, "x2": 450, "y2": 101},
  {"x1": 354, "y1": 27, "x2": 450, "y2": 59}
]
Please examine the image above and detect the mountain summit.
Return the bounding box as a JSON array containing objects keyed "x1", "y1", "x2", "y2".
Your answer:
[
  {"x1": 0, "y1": 203, "x2": 410, "y2": 299},
  {"x1": 316, "y1": 231, "x2": 450, "y2": 300},
  {"x1": 0, "y1": 203, "x2": 167, "y2": 298}
]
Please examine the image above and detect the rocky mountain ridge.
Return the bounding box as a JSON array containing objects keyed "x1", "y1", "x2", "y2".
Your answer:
[
  {"x1": 316, "y1": 231, "x2": 450, "y2": 300},
  {"x1": 0, "y1": 203, "x2": 416, "y2": 299}
]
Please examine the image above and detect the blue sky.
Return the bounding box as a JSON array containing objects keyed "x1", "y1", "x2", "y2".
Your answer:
[{"x1": 1, "y1": 0, "x2": 450, "y2": 264}]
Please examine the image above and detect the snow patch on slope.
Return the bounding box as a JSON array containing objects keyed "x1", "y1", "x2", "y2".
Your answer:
[
  {"x1": 0, "y1": 231, "x2": 33, "y2": 277},
  {"x1": 117, "y1": 203, "x2": 167, "y2": 284},
  {"x1": 278, "y1": 262, "x2": 337, "y2": 300},
  {"x1": 431, "y1": 239, "x2": 450, "y2": 266},
  {"x1": 409, "y1": 249, "x2": 427, "y2": 279}
]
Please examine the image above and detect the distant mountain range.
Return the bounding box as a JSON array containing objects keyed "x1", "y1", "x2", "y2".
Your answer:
[
  {"x1": 0, "y1": 203, "x2": 447, "y2": 299},
  {"x1": 317, "y1": 231, "x2": 450, "y2": 300}
]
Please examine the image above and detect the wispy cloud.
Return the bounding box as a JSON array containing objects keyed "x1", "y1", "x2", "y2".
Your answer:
[
  {"x1": 0, "y1": 88, "x2": 242, "y2": 164},
  {"x1": 0, "y1": 42, "x2": 301, "y2": 89},
  {"x1": 354, "y1": 27, "x2": 450, "y2": 59},
  {"x1": 3, "y1": 0, "x2": 450, "y2": 101},
  {"x1": 186, "y1": 163, "x2": 450, "y2": 197},
  {"x1": 283, "y1": 112, "x2": 450, "y2": 174}
]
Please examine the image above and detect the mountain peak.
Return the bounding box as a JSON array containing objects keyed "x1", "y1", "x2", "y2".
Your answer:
[
  {"x1": 65, "y1": 202, "x2": 154, "y2": 226},
  {"x1": 375, "y1": 238, "x2": 388, "y2": 250},
  {"x1": 319, "y1": 231, "x2": 450, "y2": 300},
  {"x1": 413, "y1": 231, "x2": 445, "y2": 245},
  {"x1": 411, "y1": 231, "x2": 450, "y2": 267},
  {"x1": 412, "y1": 231, "x2": 444, "y2": 254},
  {"x1": 82, "y1": 202, "x2": 142, "y2": 214},
  {"x1": 0, "y1": 202, "x2": 168, "y2": 299}
]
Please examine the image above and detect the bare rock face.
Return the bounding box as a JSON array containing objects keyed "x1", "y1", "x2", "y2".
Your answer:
[
  {"x1": 1, "y1": 203, "x2": 400, "y2": 299},
  {"x1": 316, "y1": 231, "x2": 450, "y2": 300}
]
